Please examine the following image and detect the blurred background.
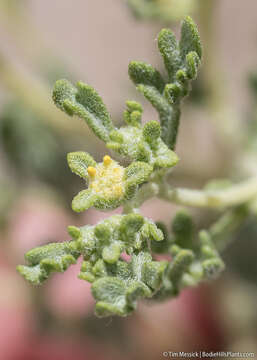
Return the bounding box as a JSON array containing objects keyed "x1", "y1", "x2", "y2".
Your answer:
[{"x1": 0, "y1": 0, "x2": 257, "y2": 359}]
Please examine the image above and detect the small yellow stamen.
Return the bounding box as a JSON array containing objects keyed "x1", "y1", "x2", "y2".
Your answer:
[
  {"x1": 87, "y1": 166, "x2": 96, "y2": 177},
  {"x1": 90, "y1": 183, "x2": 100, "y2": 192},
  {"x1": 114, "y1": 185, "x2": 123, "y2": 196},
  {"x1": 103, "y1": 155, "x2": 112, "y2": 166},
  {"x1": 113, "y1": 167, "x2": 120, "y2": 173}
]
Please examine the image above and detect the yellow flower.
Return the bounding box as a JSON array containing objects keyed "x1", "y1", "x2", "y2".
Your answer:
[
  {"x1": 87, "y1": 156, "x2": 125, "y2": 201},
  {"x1": 67, "y1": 151, "x2": 153, "y2": 212}
]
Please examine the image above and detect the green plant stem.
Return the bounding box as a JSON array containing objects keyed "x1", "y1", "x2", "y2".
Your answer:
[
  {"x1": 162, "y1": 177, "x2": 257, "y2": 209},
  {"x1": 126, "y1": 176, "x2": 257, "y2": 212},
  {"x1": 160, "y1": 177, "x2": 257, "y2": 208}
]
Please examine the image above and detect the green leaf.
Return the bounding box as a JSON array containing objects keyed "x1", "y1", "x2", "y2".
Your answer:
[
  {"x1": 126, "y1": 100, "x2": 143, "y2": 113},
  {"x1": 127, "y1": 17, "x2": 202, "y2": 150},
  {"x1": 167, "y1": 248, "x2": 194, "y2": 286},
  {"x1": 124, "y1": 161, "x2": 153, "y2": 198},
  {"x1": 185, "y1": 51, "x2": 201, "y2": 80},
  {"x1": 179, "y1": 16, "x2": 202, "y2": 61},
  {"x1": 137, "y1": 84, "x2": 170, "y2": 115},
  {"x1": 150, "y1": 222, "x2": 170, "y2": 253},
  {"x1": 202, "y1": 258, "x2": 225, "y2": 280},
  {"x1": 72, "y1": 189, "x2": 97, "y2": 212},
  {"x1": 17, "y1": 264, "x2": 44, "y2": 285},
  {"x1": 92, "y1": 277, "x2": 128, "y2": 316},
  {"x1": 94, "y1": 223, "x2": 112, "y2": 244},
  {"x1": 158, "y1": 29, "x2": 181, "y2": 81},
  {"x1": 52, "y1": 79, "x2": 76, "y2": 114},
  {"x1": 107, "y1": 119, "x2": 179, "y2": 168},
  {"x1": 102, "y1": 243, "x2": 121, "y2": 264},
  {"x1": 143, "y1": 260, "x2": 167, "y2": 290},
  {"x1": 17, "y1": 241, "x2": 79, "y2": 285},
  {"x1": 67, "y1": 151, "x2": 96, "y2": 178},
  {"x1": 119, "y1": 213, "x2": 145, "y2": 247},
  {"x1": 124, "y1": 100, "x2": 143, "y2": 127},
  {"x1": 67, "y1": 225, "x2": 81, "y2": 240},
  {"x1": 143, "y1": 120, "x2": 161, "y2": 144},
  {"x1": 128, "y1": 61, "x2": 165, "y2": 92},
  {"x1": 143, "y1": 221, "x2": 164, "y2": 243},
  {"x1": 90, "y1": 251, "x2": 166, "y2": 317},
  {"x1": 53, "y1": 79, "x2": 114, "y2": 141},
  {"x1": 172, "y1": 210, "x2": 194, "y2": 248}
]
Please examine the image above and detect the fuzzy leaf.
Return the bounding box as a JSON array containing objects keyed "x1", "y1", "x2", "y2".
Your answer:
[
  {"x1": 119, "y1": 213, "x2": 145, "y2": 247},
  {"x1": 179, "y1": 16, "x2": 202, "y2": 61},
  {"x1": 128, "y1": 61, "x2": 165, "y2": 92},
  {"x1": 202, "y1": 258, "x2": 225, "y2": 280},
  {"x1": 90, "y1": 251, "x2": 168, "y2": 317},
  {"x1": 143, "y1": 120, "x2": 161, "y2": 144},
  {"x1": 17, "y1": 241, "x2": 79, "y2": 285},
  {"x1": 124, "y1": 161, "x2": 153, "y2": 198},
  {"x1": 143, "y1": 260, "x2": 167, "y2": 290},
  {"x1": 53, "y1": 79, "x2": 114, "y2": 141},
  {"x1": 158, "y1": 29, "x2": 181, "y2": 81},
  {"x1": 167, "y1": 248, "x2": 194, "y2": 285},
  {"x1": 172, "y1": 210, "x2": 194, "y2": 249},
  {"x1": 128, "y1": 16, "x2": 202, "y2": 149},
  {"x1": 151, "y1": 222, "x2": 170, "y2": 253},
  {"x1": 72, "y1": 189, "x2": 97, "y2": 212},
  {"x1": 102, "y1": 243, "x2": 121, "y2": 264},
  {"x1": 124, "y1": 100, "x2": 143, "y2": 127},
  {"x1": 67, "y1": 151, "x2": 96, "y2": 178},
  {"x1": 185, "y1": 51, "x2": 201, "y2": 80},
  {"x1": 107, "y1": 119, "x2": 178, "y2": 169}
]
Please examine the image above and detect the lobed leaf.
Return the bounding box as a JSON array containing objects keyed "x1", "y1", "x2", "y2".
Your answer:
[
  {"x1": 67, "y1": 151, "x2": 96, "y2": 178},
  {"x1": 17, "y1": 241, "x2": 80, "y2": 285},
  {"x1": 158, "y1": 29, "x2": 181, "y2": 81},
  {"x1": 72, "y1": 189, "x2": 97, "y2": 212},
  {"x1": 128, "y1": 16, "x2": 202, "y2": 149},
  {"x1": 128, "y1": 61, "x2": 165, "y2": 92},
  {"x1": 179, "y1": 16, "x2": 202, "y2": 61},
  {"x1": 53, "y1": 79, "x2": 114, "y2": 141}
]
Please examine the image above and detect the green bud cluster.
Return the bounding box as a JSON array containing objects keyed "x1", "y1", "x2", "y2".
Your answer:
[{"x1": 107, "y1": 103, "x2": 179, "y2": 168}]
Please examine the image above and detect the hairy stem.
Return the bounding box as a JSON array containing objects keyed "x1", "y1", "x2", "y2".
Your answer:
[
  {"x1": 160, "y1": 177, "x2": 257, "y2": 208},
  {"x1": 129, "y1": 176, "x2": 257, "y2": 211}
]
